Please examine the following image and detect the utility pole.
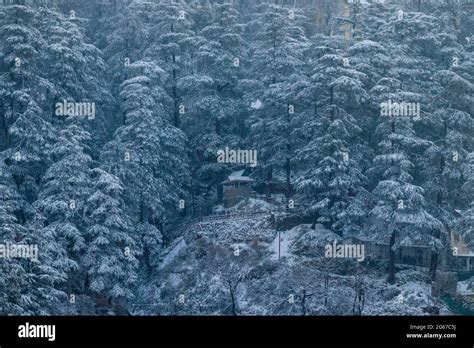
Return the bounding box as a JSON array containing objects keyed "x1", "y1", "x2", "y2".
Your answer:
[{"x1": 199, "y1": 201, "x2": 203, "y2": 222}]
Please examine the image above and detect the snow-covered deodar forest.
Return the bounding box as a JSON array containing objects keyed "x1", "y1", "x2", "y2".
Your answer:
[{"x1": 0, "y1": 0, "x2": 473, "y2": 316}]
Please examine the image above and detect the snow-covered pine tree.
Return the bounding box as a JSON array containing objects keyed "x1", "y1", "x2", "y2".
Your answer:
[
  {"x1": 101, "y1": 61, "x2": 190, "y2": 274},
  {"x1": 294, "y1": 35, "x2": 368, "y2": 234},
  {"x1": 38, "y1": 6, "x2": 114, "y2": 140},
  {"x1": 34, "y1": 121, "x2": 94, "y2": 295},
  {"x1": 83, "y1": 168, "x2": 138, "y2": 310},
  {"x1": 368, "y1": 77, "x2": 443, "y2": 283},
  {"x1": 0, "y1": 157, "x2": 31, "y2": 314},
  {"x1": 459, "y1": 151, "x2": 474, "y2": 248},
  {"x1": 0, "y1": 156, "x2": 68, "y2": 314},
  {"x1": 101, "y1": 0, "x2": 148, "y2": 98},
  {"x1": 0, "y1": 3, "x2": 57, "y2": 198},
  {"x1": 247, "y1": 3, "x2": 309, "y2": 198},
  {"x1": 183, "y1": 2, "x2": 248, "y2": 207},
  {"x1": 143, "y1": 1, "x2": 196, "y2": 129},
  {"x1": 378, "y1": 4, "x2": 472, "y2": 280}
]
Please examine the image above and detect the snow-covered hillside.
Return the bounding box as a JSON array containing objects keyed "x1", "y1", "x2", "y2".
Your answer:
[
  {"x1": 134, "y1": 199, "x2": 453, "y2": 316},
  {"x1": 1, "y1": 0, "x2": 472, "y2": 316}
]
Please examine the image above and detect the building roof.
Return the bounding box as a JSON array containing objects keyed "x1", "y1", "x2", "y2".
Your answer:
[
  {"x1": 342, "y1": 235, "x2": 373, "y2": 243},
  {"x1": 222, "y1": 170, "x2": 255, "y2": 184}
]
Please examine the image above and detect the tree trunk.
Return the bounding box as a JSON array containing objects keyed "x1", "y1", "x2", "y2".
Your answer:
[
  {"x1": 429, "y1": 252, "x2": 439, "y2": 283},
  {"x1": 300, "y1": 289, "x2": 307, "y2": 316},
  {"x1": 190, "y1": 175, "x2": 196, "y2": 217},
  {"x1": 266, "y1": 166, "x2": 273, "y2": 198},
  {"x1": 285, "y1": 157, "x2": 291, "y2": 199},
  {"x1": 285, "y1": 103, "x2": 292, "y2": 199},
  {"x1": 172, "y1": 76, "x2": 179, "y2": 128},
  {"x1": 329, "y1": 86, "x2": 334, "y2": 120},
  {"x1": 171, "y1": 24, "x2": 180, "y2": 128},
  {"x1": 429, "y1": 228, "x2": 441, "y2": 282},
  {"x1": 0, "y1": 112, "x2": 9, "y2": 150},
  {"x1": 143, "y1": 246, "x2": 152, "y2": 277},
  {"x1": 388, "y1": 230, "x2": 396, "y2": 284},
  {"x1": 215, "y1": 117, "x2": 221, "y2": 135},
  {"x1": 229, "y1": 282, "x2": 238, "y2": 316},
  {"x1": 217, "y1": 183, "x2": 223, "y2": 203},
  {"x1": 324, "y1": 273, "x2": 329, "y2": 306}
]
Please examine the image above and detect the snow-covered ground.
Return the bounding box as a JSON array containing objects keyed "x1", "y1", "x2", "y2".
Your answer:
[
  {"x1": 159, "y1": 237, "x2": 187, "y2": 270},
  {"x1": 457, "y1": 277, "x2": 474, "y2": 295},
  {"x1": 270, "y1": 228, "x2": 298, "y2": 260},
  {"x1": 152, "y1": 199, "x2": 455, "y2": 316},
  {"x1": 213, "y1": 197, "x2": 278, "y2": 213},
  {"x1": 268, "y1": 223, "x2": 338, "y2": 260}
]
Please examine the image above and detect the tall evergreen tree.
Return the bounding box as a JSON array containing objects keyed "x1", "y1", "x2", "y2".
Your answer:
[
  {"x1": 34, "y1": 122, "x2": 93, "y2": 293},
  {"x1": 247, "y1": 3, "x2": 309, "y2": 197},
  {"x1": 101, "y1": 61, "x2": 190, "y2": 273},
  {"x1": 83, "y1": 168, "x2": 138, "y2": 307}
]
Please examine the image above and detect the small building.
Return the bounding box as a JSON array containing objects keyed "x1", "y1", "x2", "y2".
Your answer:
[
  {"x1": 221, "y1": 170, "x2": 255, "y2": 208},
  {"x1": 342, "y1": 235, "x2": 443, "y2": 269},
  {"x1": 343, "y1": 230, "x2": 474, "y2": 272},
  {"x1": 449, "y1": 230, "x2": 474, "y2": 272}
]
